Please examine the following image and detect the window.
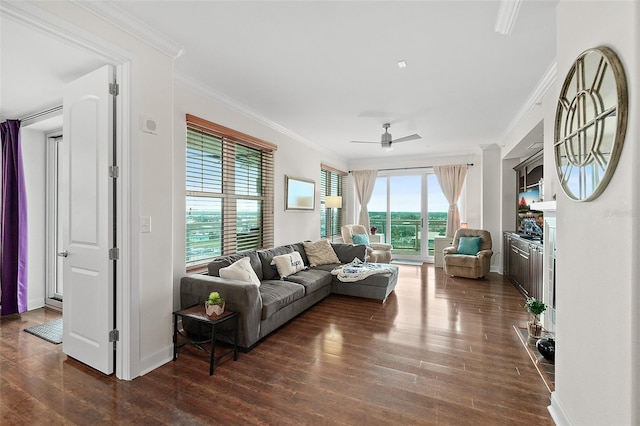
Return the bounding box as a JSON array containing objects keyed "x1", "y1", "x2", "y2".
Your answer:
[
  {"x1": 186, "y1": 114, "x2": 276, "y2": 268},
  {"x1": 369, "y1": 172, "x2": 448, "y2": 258},
  {"x1": 320, "y1": 165, "x2": 346, "y2": 239}
]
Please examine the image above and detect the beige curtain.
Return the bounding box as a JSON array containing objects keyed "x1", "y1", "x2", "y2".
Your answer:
[
  {"x1": 352, "y1": 170, "x2": 378, "y2": 231},
  {"x1": 433, "y1": 164, "x2": 468, "y2": 237}
]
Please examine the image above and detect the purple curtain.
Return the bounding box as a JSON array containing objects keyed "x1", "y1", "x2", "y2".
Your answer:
[{"x1": 1, "y1": 120, "x2": 28, "y2": 316}]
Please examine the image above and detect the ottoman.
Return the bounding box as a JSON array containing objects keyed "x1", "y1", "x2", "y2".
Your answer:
[{"x1": 330, "y1": 264, "x2": 399, "y2": 303}]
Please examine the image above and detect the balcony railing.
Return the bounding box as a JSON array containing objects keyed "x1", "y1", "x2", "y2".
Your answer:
[{"x1": 370, "y1": 218, "x2": 447, "y2": 256}]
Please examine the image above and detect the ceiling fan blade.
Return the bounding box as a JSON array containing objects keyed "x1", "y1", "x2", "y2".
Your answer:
[
  {"x1": 391, "y1": 134, "x2": 421, "y2": 144},
  {"x1": 350, "y1": 140, "x2": 380, "y2": 144}
]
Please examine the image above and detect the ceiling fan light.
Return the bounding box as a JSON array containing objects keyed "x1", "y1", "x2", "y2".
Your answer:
[{"x1": 382, "y1": 145, "x2": 394, "y2": 152}]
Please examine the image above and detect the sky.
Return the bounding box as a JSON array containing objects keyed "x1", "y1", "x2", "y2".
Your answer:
[{"x1": 368, "y1": 174, "x2": 449, "y2": 213}]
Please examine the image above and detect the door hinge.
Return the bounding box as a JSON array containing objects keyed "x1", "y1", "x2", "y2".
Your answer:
[
  {"x1": 109, "y1": 165, "x2": 119, "y2": 178},
  {"x1": 109, "y1": 82, "x2": 119, "y2": 96},
  {"x1": 109, "y1": 247, "x2": 120, "y2": 260},
  {"x1": 109, "y1": 329, "x2": 119, "y2": 350}
]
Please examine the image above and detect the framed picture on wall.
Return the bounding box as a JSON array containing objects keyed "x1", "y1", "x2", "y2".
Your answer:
[{"x1": 285, "y1": 176, "x2": 315, "y2": 211}]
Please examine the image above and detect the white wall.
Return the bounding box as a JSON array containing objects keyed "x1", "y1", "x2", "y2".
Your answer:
[
  {"x1": 550, "y1": 1, "x2": 640, "y2": 424},
  {"x1": 500, "y1": 1, "x2": 640, "y2": 422},
  {"x1": 31, "y1": 1, "x2": 176, "y2": 378},
  {"x1": 172, "y1": 80, "x2": 349, "y2": 310},
  {"x1": 21, "y1": 127, "x2": 46, "y2": 310},
  {"x1": 480, "y1": 146, "x2": 502, "y2": 270}
]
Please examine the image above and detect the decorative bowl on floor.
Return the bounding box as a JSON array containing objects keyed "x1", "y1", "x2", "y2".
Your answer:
[{"x1": 536, "y1": 337, "x2": 555, "y2": 362}]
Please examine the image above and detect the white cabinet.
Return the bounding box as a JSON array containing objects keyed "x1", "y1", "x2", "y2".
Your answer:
[
  {"x1": 369, "y1": 234, "x2": 384, "y2": 243},
  {"x1": 434, "y1": 236, "x2": 453, "y2": 268}
]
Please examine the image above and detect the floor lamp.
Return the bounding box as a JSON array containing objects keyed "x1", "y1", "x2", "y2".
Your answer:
[{"x1": 325, "y1": 196, "x2": 342, "y2": 242}]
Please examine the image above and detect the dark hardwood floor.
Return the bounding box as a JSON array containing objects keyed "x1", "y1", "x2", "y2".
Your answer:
[{"x1": 0, "y1": 264, "x2": 553, "y2": 425}]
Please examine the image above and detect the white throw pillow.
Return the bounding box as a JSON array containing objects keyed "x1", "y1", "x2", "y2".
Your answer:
[
  {"x1": 302, "y1": 239, "x2": 340, "y2": 267},
  {"x1": 218, "y1": 256, "x2": 261, "y2": 286},
  {"x1": 270, "y1": 251, "x2": 306, "y2": 278}
]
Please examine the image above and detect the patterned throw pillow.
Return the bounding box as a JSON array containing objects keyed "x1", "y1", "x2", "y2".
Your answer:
[
  {"x1": 270, "y1": 251, "x2": 306, "y2": 279},
  {"x1": 351, "y1": 233, "x2": 370, "y2": 247},
  {"x1": 302, "y1": 240, "x2": 341, "y2": 267},
  {"x1": 219, "y1": 256, "x2": 261, "y2": 286}
]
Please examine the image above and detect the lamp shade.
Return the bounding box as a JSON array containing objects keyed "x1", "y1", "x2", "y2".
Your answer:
[{"x1": 325, "y1": 196, "x2": 342, "y2": 209}]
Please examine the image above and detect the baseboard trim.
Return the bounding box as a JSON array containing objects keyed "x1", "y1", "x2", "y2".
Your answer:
[
  {"x1": 137, "y1": 344, "x2": 173, "y2": 377},
  {"x1": 549, "y1": 391, "x2": 570, "y2": 425},
  {"x1": 27, "y1": 298, "x2": 45, "y2": 311}
]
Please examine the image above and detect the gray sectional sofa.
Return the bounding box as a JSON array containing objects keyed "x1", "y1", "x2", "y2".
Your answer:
[{"x1": 180, "y1": 242, "x2": 399, "y2": 350}]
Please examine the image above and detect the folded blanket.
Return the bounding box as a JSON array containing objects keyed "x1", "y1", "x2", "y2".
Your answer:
[{"x1": 331, "y1": 258, "x2": 394, "y2": 282}]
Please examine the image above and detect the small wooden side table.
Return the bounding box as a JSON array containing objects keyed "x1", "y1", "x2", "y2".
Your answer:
[{"x1": 172, "y1": 304, "x2": 239, "y2": 375}]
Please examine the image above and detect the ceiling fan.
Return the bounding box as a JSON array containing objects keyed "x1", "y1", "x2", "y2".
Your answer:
[{"x1": 351, "y1": 123, "x2": 421, "y2": 151}]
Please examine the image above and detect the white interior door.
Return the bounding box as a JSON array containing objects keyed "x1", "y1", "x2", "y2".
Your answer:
[{"x1": 62, "y1": 64, "x2": 115, "y2": 375}]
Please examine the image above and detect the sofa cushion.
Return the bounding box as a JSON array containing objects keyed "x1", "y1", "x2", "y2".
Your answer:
[
  {"x1": 270, "y1": 252, "x2": 307, "y2": 278},
  {"x1": 218, "y1": 257, "x2": 261, "y2": 286},
  {"x1": 208, "y1": 251, "x2": 262, "y2": 280},
  {"x1": 258, "y1": 246, "x2": 294, "y2": 280},
  {"x1": 285, "y1": 268, "x2": 333, "y2": 294},
  {"x1": 289, "y1": 242, "x2": 310, "y2": 266},
  {"x1": 303, "y1": 240, "x2": 340, "y2": 266},
  {"x1": 259, "y1": 281, "x2": 305, "y2": 320},
  {"x1": 331, "y1": 243, "x2": 367, "y2": 263},
  {"x1": 312, "y1": 263, "x2": 341, "y2": 273},
  {"x1": 445, "y1": 254, "x2": 480, "y2": 268}
]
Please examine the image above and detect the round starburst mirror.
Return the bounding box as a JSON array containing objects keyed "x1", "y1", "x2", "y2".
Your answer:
[{"x1": 554, "y1": 46, "x2": 628, "y2": 201}]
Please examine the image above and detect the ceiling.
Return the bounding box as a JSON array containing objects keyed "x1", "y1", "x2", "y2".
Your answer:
[{"x1": 1, "y1": 1, "x2": 557, "y2": 161}]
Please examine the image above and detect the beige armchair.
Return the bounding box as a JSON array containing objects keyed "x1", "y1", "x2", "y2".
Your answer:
[
  {"x1": 341, "y1": 224, "x2": 393, "y2": 263},
  {"x1": 443, "y1": 228, "x2": 493, "y2": 279}
]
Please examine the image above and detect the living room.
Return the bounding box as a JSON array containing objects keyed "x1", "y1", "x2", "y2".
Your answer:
[{"x1": 1, "y1": 1, "x2": 639, "y2": 424}]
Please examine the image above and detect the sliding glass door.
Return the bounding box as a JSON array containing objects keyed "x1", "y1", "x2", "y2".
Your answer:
[
  {"x1": 46, "y1": 134, "x2": 65, "y2": 309},
  {"x1": 369, "y1": 172, "x2": 448, "y2": 261}
]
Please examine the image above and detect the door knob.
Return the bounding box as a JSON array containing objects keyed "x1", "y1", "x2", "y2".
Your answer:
[{"x1": 57, "y1": 250, "x2": 69, "y2": 258}]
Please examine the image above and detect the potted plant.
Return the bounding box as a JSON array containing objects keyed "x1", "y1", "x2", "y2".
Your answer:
[
  {"x1": 205, "y1": 291, "x2": 225, "y2": 316},
  {"x1": 525, "y1": 297, "x2": 546, "y2": 339},
  {"x1": 370, "y1": 226, "x2": 377, "y2": 235}
]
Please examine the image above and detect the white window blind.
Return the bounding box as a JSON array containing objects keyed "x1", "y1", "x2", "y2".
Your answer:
[
  {"x1": 320, "y1": 165, "x2": 346, "y2": 239},
  {"x1": 186, "y1": 114, "x2": 276, "y2": 268}
]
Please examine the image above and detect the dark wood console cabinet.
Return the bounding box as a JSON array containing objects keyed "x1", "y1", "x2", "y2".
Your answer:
[{"x1": 503, "y1": 232, "x2": 543, "y2": 300}]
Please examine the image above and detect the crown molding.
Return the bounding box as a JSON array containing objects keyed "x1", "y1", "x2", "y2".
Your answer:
[
  {"x1": 502, "y1": 60, "x2": 557, "y2": 141},
  {"x1": 1, "y1": 0, "x2": 131, "y2": 63},
  {"x1": 495, "y1": 0, "x2": 522, "y2": 36},
  {"x1": 479, "y1": 143, "x2": 502, "y2": 151},
  {"x1": 175, "y1": 72, "x2": 327, "y2": 152},
  {"x1": 72, "y1": 1, "x2": 185, "y2": 59}
]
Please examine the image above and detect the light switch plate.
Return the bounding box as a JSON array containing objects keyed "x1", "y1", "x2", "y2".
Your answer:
[{"x1": 140, "y1": 216, "x2": 151, "y2": 233}]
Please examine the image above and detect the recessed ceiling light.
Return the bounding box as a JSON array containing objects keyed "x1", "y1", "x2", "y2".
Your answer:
[{"x1": 397, "y1": 60, "x2": 407, "y2": 69}]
